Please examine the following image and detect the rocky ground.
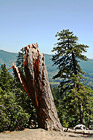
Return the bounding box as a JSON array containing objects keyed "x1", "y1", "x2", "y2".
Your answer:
[{"x1": 0, "y1": 128, "x2": 93, "y2": 140}]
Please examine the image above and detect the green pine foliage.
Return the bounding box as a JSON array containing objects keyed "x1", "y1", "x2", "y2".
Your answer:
[
  {"x1": 0, "y1": 64, "x2": 30, "y2": 132},
  {"x1": 16, "y1": 48, "x2": 25, "y2": 73},
  {"x1": 52, "y1": 29, "x2": 88, "y2": 91},
  {"x1": 52, "y1": 29, "x2": 93, "y2": 128},
  {"x1": 0, "y1": 64, "x2": 14, "y2": 91}
]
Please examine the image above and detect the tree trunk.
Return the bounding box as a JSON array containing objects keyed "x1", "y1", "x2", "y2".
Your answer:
[{"x1": 12, "y1": 43, "x2": 63, "y2": 131}]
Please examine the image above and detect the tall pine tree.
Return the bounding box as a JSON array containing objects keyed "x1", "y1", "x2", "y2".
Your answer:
[{"x1": 52, "y1": 29, "x2": 92, "y2": 127}]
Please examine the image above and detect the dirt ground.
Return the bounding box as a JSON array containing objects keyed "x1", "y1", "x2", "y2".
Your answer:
[{"x1": 0, "y1": 128, "x2": 93, "y2": 140}]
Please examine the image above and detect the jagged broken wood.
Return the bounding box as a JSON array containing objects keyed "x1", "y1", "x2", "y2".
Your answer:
[{"x1": 10, "y1": 43, "x2": 63, "y2": 131}]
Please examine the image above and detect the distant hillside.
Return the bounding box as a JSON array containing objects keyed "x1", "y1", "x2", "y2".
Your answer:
[
  {"x1": 44, "y1": 54, "x2": 58, "y2": 82},
  {"x1": 80, "y1": 59, "x2": 93, "y2": 74},
  {"x1": 0, "y1": 50, "x2": 17, "y2": 68},
  {"x1": 0, "y1": 50, "x2": 93, "y2": 87}
]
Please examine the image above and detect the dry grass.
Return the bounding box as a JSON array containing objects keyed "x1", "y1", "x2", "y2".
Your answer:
[{"x1": 0, "y1": 128, "x2": 93, "y2": 140}]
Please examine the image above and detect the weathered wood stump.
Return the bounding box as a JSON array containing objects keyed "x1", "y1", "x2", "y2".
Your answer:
[{"x1": 12, "y1": 43, "x2": 63, "y2": 131}]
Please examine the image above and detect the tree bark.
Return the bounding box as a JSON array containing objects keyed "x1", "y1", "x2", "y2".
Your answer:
[{"x1": 12, "y1": 44, "x2": 63, "y2": 131}]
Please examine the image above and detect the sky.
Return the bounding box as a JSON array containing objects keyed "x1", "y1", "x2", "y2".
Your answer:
[{"x1": 0, "y1": 0, "x2": 93, "y2": 58}]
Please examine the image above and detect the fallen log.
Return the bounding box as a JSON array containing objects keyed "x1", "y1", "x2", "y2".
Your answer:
[{"x1": 64, "y1": 128, "x2": 93, "y2": 136}]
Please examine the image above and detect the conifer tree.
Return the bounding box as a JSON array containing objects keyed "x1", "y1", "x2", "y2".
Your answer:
[
  {"x1": 52, "y1": 29, "x2": 92, "y2": 127},
  {"x1": 16, "y1": 48, "x2": 25, "y2": 73},
  {"x1": 0, "y1": 64, "x2": 14, "y2": 91}
]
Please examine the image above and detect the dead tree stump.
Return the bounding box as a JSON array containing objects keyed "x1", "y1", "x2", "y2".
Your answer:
[{"x1": 12, "y1": 43, "x2": 63, "y2": 131}]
